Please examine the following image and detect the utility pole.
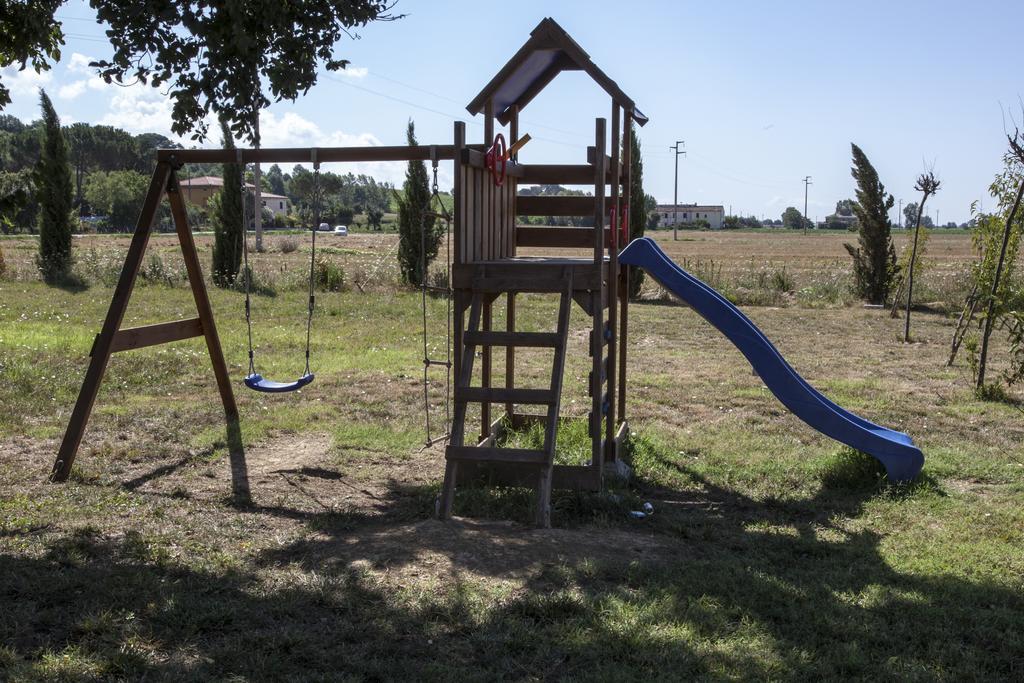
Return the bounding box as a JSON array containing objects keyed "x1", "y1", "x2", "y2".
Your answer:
[
  {"x1": 936, "y1": 208, "x2": 940, "y2": 227},
  {"x1": 898, "y1": 198, "x2": 903, "y2": 228},
  {"x1": 670, "y1": 140, "x2": 685, "y2": 240},
  {"x1": 802, "y1": 175, "x2": 812, "y2": 235}
]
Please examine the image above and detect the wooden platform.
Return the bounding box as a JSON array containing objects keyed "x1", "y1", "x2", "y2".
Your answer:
[{"x1": 453, "y1": 257, "x2": 609, "y2": 292}]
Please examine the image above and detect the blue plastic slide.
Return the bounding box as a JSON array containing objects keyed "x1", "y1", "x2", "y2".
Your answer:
[{"x1": 618, "y1": 237, "x2": 924, "y2": 482}]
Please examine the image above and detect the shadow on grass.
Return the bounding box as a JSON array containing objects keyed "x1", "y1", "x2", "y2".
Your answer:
[{"x1": 6, "y1": 440, "x2": 1022, "y2": 679}]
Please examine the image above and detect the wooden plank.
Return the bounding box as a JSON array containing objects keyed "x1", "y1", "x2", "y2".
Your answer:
[
  {"x1": 447, "y1": 446, "x2": 547, "y2": 464},
  {"x1": 453, "y1": 121, "x2": 465, "y2": 265},
  {"x1": 166, "y1": 172, "x2": 237, "y2": 421},
  {"x1": 457, "y1": 387, "x2": 555, "y2": 405},
  {"x1": 471, "y1": 275, "x2": 580, "y2": 294},
  {"x1": 51, "y1": 162, "x2": 173, "y2": 482},
  {"x1": 505, "y1": 293, "x2": 516, "y2": 418},
  {"x1": 606, "y1": 103, "x2": 620, "y2": 464},
  {"x1": 516, "y1": 195, "x2": 595, "y2": 217},
  {"x1": 587, "y1": 146, "x2": 616, "y2": 170},
  {"x1": 464, "y1": 330, "x2": 560, "y2": 348},
  {"x1": 107, "y1": 318, "x2": 203, "y2": 354},
  {"x1": 538, "y1": 278, "x2": 573, "y2": 527},
  {"x1": 157, "y1": 144, "x2": 457, "y2": 165}
]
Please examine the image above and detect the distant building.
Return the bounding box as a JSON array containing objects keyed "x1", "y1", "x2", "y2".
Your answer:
[
  {"x1": 655, "y1": 203, "x2": 724, "y2": 229},
  {"x1": 180, "y1": 175, "x2": 292, "y2": 218},
  {"x1": 821, "y1": 213, "x2": 857, "y2": 230}
]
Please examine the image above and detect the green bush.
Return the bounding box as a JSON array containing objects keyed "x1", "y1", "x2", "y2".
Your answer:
[{"x1": 314, "y1": 257, "x2": 345, "y2": 292}]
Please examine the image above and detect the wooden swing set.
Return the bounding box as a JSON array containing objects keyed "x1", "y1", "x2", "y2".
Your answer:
[{"x1": 51, "y1": 17, "x2": 647, "y2": 527}]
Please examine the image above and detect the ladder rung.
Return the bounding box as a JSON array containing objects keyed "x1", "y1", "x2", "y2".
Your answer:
[
  {"x1": 464, "y1": 331, "x2": 561, "y2": 348},
  {"x1": 446, "y1": 446, "x2": 549, "y2": 464},
  {"x1": 456, "y1": 387, "x2": 556, "y2": 405}
]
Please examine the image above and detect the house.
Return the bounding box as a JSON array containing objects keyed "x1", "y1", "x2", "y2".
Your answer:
[
  {"x1": 655, "y1": 203, "x2": 724, "y2": 229},
  {"x1": 179, "y1": 175, "x2": 292, "y2": 218}
]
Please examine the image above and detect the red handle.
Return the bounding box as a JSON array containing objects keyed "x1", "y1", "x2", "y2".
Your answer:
[{"x1": 485, "y1": 133, "x2": 507, "y2": 187}]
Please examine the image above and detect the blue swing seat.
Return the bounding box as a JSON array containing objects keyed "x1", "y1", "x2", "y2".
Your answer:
[{"x1": 244, "y1": 373, "x2": 315, "y2": 393}]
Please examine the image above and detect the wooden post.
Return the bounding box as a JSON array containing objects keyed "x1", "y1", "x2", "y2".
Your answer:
[
  {"x1": 50, "y1": 163, "x2": 172, "y2": 481},
  {"x1": 618, "y1": 112, "x2": 633, "y2": 426},
  {"x1": 606, "y1": 104, "x2": 620, "y2": 463},
  {"x1": 484, "y1": 99, "x2": 494, "y2": 145},
  {"x1": 166, "y1": 170, "x2": 238, "y2": 415},
  {"x1": 506, "y1": 105, "x2": 519, "y2": 419},
  {"x1": 591, "y1": 118, "x2": 607, "y2": 478}
]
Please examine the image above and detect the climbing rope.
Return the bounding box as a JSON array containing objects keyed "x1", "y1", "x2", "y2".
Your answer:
[{"x1": 420, "y1": 146, "x2": 453, "y2": 447}]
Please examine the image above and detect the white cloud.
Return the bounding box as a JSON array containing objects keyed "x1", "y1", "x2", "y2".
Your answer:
[
  {"x1": 57, "y1": 80, "x2": 88, "y2": 100},
  {"x1": 338, "y1": 66, "x2": 368, "y2": 79},
  {"x1": 98, "y1": 84, "x2": 176, "y2": 135},
  {"x1": 0, "y1": 65, "x2": 52, "y2": 97},
  {"x1": 68, "y1": 53, "x2": 97, "y2": 75}
]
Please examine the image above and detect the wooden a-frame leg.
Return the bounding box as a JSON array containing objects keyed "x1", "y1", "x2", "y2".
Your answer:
[
  {"x1": 166, "y1": 171, "x2": 237, "y2": 419},
  {"x1": 50, "y1": 163, "x2": 239, "y2": 482},
  {"x1": 50, "y1": 163, "x2": 173, "y2": 481}
]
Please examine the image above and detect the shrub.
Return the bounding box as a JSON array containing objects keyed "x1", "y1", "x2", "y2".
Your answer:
[
  {"x1": 35, "y1": 90, "x2": 75, "y2": 282},
  {"x1": 278, "y1": 236, "x2": 299, "y2": 254},
  {"x1": 314, "y1": 257, "x2": 345, "y2": 292}
]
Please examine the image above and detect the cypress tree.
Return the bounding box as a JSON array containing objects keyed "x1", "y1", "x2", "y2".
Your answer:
[
  {"x1": 628, "y1": 124, "x2": 646, "y2": 298},
  {"x1": 396, "y1": 119, "x2": 438, "y2": 286},
  {"x1": 844, "y1": 143, "x2": 896, "y2": 304},
  {"x1": 35, "y1": 90, "x2": 74, "y2": 282},
  {"x1": 211, "y1": 120, "x2": 244, "y2": 286}
]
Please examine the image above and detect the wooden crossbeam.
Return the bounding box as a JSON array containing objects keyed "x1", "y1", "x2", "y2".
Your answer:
[
  {"x1": 105, "y1": 318, "x2": 203, "y2": 355},
  {"x1": 157, "y1": 144, "x2": 456, "y2": 165}
]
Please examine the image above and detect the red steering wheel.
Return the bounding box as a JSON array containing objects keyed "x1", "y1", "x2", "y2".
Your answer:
[{"x1": 485, "y1": 133, "x2": 507, "y2": 187}]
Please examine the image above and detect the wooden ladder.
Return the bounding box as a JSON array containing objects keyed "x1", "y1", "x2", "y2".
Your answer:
[{"x1": 439, "y1": 269, "x2": 573, "y2": 527}]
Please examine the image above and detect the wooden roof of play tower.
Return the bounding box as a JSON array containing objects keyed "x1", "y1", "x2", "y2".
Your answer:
[{"x1": 466, "y1": 17, "x2": 648, "y2": 127}]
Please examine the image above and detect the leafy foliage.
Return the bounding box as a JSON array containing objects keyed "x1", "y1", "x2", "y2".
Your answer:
[
  {"x1": 34, "y1": 90, "x2": 74, "y2": 282},
  {"x1": 0, "y1": 169, "x2": 36, "y2": 233},
  {"x1": 844, "y1": 143, "x2": 896, "y2": 304},
  {"x1": 211, "y1": 121, "x2": 244, "y2": 287},
  {"x1": 0, "y1": 0, "x2": 64, "y2": 108},
  {"x1": 396, "y1": 120, "x2": 440, "y2": 286},
  {"x1": 628, "y1": 124, "x2": 645, "y2": 298},
  {"x1": 87, "y1": 0, "x2": 398, "y2": 141},
  {"x1": 781, "y1": 206, "x2": 812, "y2": 230},
  {"x1": 83, "y1": 170, "x2": 149, "y2": 231}
]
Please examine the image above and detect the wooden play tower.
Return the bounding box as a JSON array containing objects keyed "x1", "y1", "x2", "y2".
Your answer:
[
  {"x1": 438, "y1": 18, "x2": 648, "y2": 526},
  {"x1": 50, "y1": 18, "x2": 647, "y2": 528}
]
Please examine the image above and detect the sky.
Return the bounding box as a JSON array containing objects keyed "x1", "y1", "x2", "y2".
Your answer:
[{"x1": 2, "y1": 0, "x2": 1023, "y2": 225}]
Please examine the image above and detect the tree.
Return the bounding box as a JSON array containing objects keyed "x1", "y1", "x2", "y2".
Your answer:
[
  {"x1": 835, "y1": 199, "x2": 856, "y2": 216},
  {"x1": 976, "y1": 128, "x2": 1024, "y2": 391},
  {"x1": 34, "y1": 90, "x2": 74, "y2": 281},
  {"x1": 901, "y1": 172, "x2": 940, "y2": 342},
  {"x1": 266, "y1": 164, "x2": 286, "y2": 196},
  {"x1": 628, "y1": 124, "x2": 646, "y2": 298},
  {"x1": 367, "y1": 208, "x2": 384, "y2": 231},
  {"x1": 781, "y1": 206, "x2": 811, "y2": 230},
  {"x1": 83, "y1": 170, "x2": 149, "y2": 231},
  {"x1": 0, "y1": 169, "x2": 37, "y2": 233},
  {"x1": 396, "y1": 120, "x2": 438, "y2": 286},
  {"x1": 903, "y1": 201, "x2": 918, "y2": 230},
  {"x1": 211, "y1": 121, "x2": 244, "y2": 287},
  {"x1": 844, "y1": 143, "x2": 896, "y2": 304}
]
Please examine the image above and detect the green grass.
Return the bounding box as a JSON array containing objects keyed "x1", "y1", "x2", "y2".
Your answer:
[{"x1": 1, "y1": 233, "x2": 1023, "y2": 679}]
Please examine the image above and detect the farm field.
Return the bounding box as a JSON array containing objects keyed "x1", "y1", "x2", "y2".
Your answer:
[{"x1": 1, "y1": 229, "x2": 1023, "y2": 680}]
